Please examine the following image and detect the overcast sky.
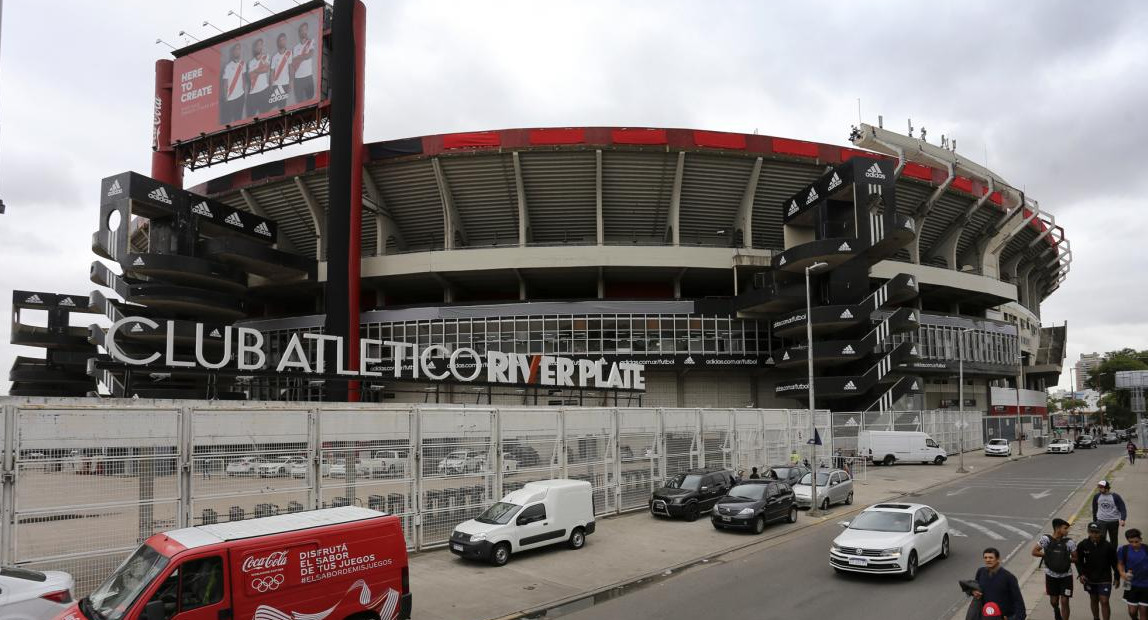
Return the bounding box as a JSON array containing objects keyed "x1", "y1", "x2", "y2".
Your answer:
[{"x1": 1, "y1": 0, "x2": 1145, "y2": 393}]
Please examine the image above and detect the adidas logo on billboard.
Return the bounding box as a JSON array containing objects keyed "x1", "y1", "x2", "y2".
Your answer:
[
  {"x1": 106, "y1": 180, "x2": 123, "y2": 197},
  {"x1": 806, "y1": 187, "x2": 819, "y2": 205},
  {"x1": 254, "y1": 222, "x2": 271, "y2": 236},
  {"x1": 864, "y1": 163, "x2": 886, "y2": 180},
  {"x1": 209, "y1": 328, "x2": 222, "y2": 338},
  {"x1": 844, "y1": 417, "x2": 857, "y2": 427},
  {"x1": 224, "y1": 212, "x2": 243, "y2": 227},
  {"x1": 841, "y1": 345, "x2": 855, "y2": 355},
  {"x1": 24, "y1": 294, "x2": 43, "y2": 304},
  {"x1": 907, "y1": 277, "x2": 916, "y2": 287},
  {"x1": 133, "y1": 257, "x2": 145, "y2": 266},
  {"x1": 191, "y1": 202, "x2": 213, "y2": 218},
  {"x1": 839, "y1": 309, "x2": 853, "y2": 319},
  {"x1": 827, "y1": 173, "x2": 842, "y2": 191},
  {"x1": 911, "y1": 381, "x2": 919, "y2": 390},
  {"x1": 787, "y1": 200, "x2": 799, "y2": 216},
  {"x1": 683, "y1": 356, "x2": 695, "y2": 365},
  {"x1": 782, "y1": 352, "x2": 790, "y2": 361},
  {"x1": 903, "y1": 219, "x2": 914, "y2": 230},
  {"x1": 910, "y1": 346, "x2": 919, "y2": 356},
  {"x1": 838, "y1": 242, "x2": 852, "y2": 252},
  {"x1": 59, "y1": 297, "x2": 76, "y2": 307},
  {"x1": 130, "y1": 323, "x2": 144, "y2": 333},
  {"x1": 147, "y1": 186, "x2": 173, "y2": 205},
  {"x1": 843, "y1": 380, "x2": 857, "y2": 390},
  {"x1": 908, "y1": 311, "x2": 918, "y2": 322},
  {"x1": 778, "y1": 256, "x2": 787, "y2": 266}
]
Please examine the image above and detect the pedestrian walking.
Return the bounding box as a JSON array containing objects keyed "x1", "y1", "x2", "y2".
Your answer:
[
  {"x1": 1033, "y1": 518, "x2": 1077, "y2": 620},
  {"x1": 790, "y1": 450, "x2": 800, "y2": 465},
  {"x1": 1116, "y1": 528, "x2": 1148, "y2": 620},
  {"x1": 1129, "y1": 441, "x2": 1139, "y2": 466},
  {"x1": 833, "y1": 448, "x2": 844, "y2": 470},
  {"x1": 969, "y1": 547, "x2": 1026, "y2": 619},
  {"x1": 1076, "y1": 522, "x2": 1120, "y2": 620},
  {"x1": 748, "y1": 467, "x2": 760, "y2": 479},
  {"x1": 1092, "y1": 480, "x2": 1127, "y2": 548}
]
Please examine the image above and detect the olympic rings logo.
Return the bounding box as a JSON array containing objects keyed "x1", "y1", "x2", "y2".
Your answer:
[{"x1": 251, "y1": 574, "x2": 285, "y2": 592}]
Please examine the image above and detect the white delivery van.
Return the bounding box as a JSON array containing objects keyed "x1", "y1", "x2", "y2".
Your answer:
[
  {"x1": 449, "y1": 479, "x2": 596, "y2": 566},
  {"x1": 859, "y1": 430, "x2": 947, "y2": 466}
]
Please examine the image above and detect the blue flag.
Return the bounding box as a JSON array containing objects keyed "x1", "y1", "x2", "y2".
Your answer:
[{"x1": 807, "y1": 429, "x2": 822, "y2": 446}]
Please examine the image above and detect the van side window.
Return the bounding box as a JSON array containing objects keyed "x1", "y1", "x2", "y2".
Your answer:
[
  {"x1": 518, "y1": 503, "x2": 546, "y2": 525},
  {"x1": 179, "y1": 556, "x2": 224, "y2": 612},
  {"x1": 926, "y1": 439, "x2": 939, "y2": 448}
]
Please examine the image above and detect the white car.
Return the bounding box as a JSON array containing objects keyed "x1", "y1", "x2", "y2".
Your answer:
[
  {"x1": 984, "y1": 438, "x2": 1012, "y2": 457},
  {"x1": 1047, "y1": 439, "x2": 1075, "y2": 454},
  {"x1": 438, "y1": 450, "x2": 486, "y2": 475},
  {"x1": 258, "y1": 456, "x2": 307, "y2": 477},
  {"x1": 289, "y1": 459, "x2": 331, "y2": 479},
  {"x1": 0, "y1": 566, "x2": 75, "y2": 620},
  {"x1": 829, "y1": 503, "x2": 950, "y2": 580},
  {"x1": 224, "y1": 456, "x2": 268, "y2": 476}
]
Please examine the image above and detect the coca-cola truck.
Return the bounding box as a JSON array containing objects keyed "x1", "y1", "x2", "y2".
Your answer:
[{"x1": 55, "y1": 506, "x2": 411, "y2": 620}]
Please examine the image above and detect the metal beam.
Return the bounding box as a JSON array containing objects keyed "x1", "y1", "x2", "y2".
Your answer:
[
  {"x1": 922, "y1": 178, "x2": 993, "y2": 267},
  {"x1": 292, "y1": 176, "x2": 326, "y2": 260},
  {"x1": 595, "y1": 150, "x2": 604, "y2": 246},
  {"x1": 361, "y1": 167, "x2": 408, "y2": 253},
  {"x1": 512, "y1": 152, "x2": 531, "y2": 246},
  {"x1": 240, "y1": 188, "x2": 298, "y2": 253},
  {"x1": 735, "y1": 157, "x2": 763, "y2": 249},
  {"x1": 909, "y1": 162, "x2": 954, "y2": 264},
  {"x1": 431, "y1": 157, "x2": 467, "y2": 249},
  {"x1": 666, "y1": 151, "x2": 685, "y2": 245}
]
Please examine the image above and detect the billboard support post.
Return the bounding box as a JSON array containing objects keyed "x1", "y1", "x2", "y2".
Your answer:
[
  {"x1": 151, "y1": 60, "x2": 182, "y2": 187},
  {"x1": 324, "y1": 0, "x2": 366, "y2": 402}
]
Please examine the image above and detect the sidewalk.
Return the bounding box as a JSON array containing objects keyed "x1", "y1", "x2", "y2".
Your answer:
[{"x1": 411, "y1": 441, "x2": 1039, "y2": 620}]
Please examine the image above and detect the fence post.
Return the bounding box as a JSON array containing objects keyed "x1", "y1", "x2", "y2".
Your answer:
[
  {"x1": 493, "y1": 407, "x2": 503, "y2": 505},
  {"x1": 309, "y1": 408, "x2": 321, "y2": 510},
  {"x1": 559, "y1": 407, "x2": 568, "y2": 480},
  {"x1": 178, "y1": 405, "x2": 193, "y2": 528},
  {"x1": 412, "y1": 404, "x2": 423, "y2": 551},
  {"x1": 1, "y1": 404, "x2": 15, "y2": 565},
  {"x1": 612, "y1": 408, "x2": 621, "y2": 515},
  {"x1": 694, "y1": 408, "x2": 704, "y2": 469}
]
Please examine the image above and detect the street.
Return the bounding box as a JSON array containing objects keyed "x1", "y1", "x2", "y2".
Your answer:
[{"x1": 563, "y1": 445, "x2": 1122, "y2": 620}]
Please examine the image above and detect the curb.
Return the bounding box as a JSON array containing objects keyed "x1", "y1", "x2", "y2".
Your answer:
[{"x1": 488, "y1": 450, "x2": 1031, "y2": 620}]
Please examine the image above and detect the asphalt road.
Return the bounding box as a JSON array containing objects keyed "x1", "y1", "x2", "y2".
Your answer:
[{"x1": 563, "y1": 444, "x2": 1122, "y2": 620}]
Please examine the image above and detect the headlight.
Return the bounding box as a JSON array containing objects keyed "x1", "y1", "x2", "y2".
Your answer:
[
  {"x1": 881, "y1": 547, "x2": 901, "y2": 557},
  {"x1": 738, "y1": 508, "x2": 755, "y2": 516},
  {"x1": 470, "y1": 533, "x2": 487, "y2": 542},
  {"x1": 712, "y1": 506, "x2": 721, "y2": 515},
  {"x1": 831, "y1": 543, "x2": 844, "y2": 552}
]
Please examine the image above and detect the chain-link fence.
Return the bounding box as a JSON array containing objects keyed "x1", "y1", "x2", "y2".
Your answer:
[{"x1": 0, "y1": 397, "x2": 985, "y2": 596}]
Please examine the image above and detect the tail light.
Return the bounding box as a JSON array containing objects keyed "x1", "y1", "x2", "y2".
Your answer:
[
  {"x1": 401, "y1": 567, "x2": 409, "y2": 594},
  {"x1": 41, "y1": 590, "x2": 73, "y2": 604}
]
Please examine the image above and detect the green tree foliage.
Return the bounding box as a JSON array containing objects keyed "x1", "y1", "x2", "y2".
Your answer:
[{"x1": 1085, "y1": 349, "x2": 1148, "y2": 428}]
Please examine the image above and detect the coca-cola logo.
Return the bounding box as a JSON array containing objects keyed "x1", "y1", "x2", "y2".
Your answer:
[{"x1": 242, "y1": 551, "x2": 288, "y2": 573}]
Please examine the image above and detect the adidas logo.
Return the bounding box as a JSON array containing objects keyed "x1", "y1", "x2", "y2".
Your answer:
[
  {"x1": 59, "y1": 297, "x2": 76, "y2": 307},
  {"x1": 782, "y1": 352, "x2": 790, "y2": 361},
  {"x1": 209, "y1": 328, "x2": 222, "y2": 338},
  {"x1": 806, "y1": 187, "x2": 819, "y2": 205},
  {"x1": 132, "y1": 257, "x2": 145, "y2": 266},
  {"x1": 844, "y1": 417, "x2": 857, "y2": 427},
  {"x1": 24, "y1": 294, "x2": 43, "y2": 304},
  {"x1": 147, "y1": 186, "x2": 173, "y2": 205},
  {"x1": 903, "y1": 219, "x2": 914, "y2": 230},
  {"x1": 908, "y1": 311, "x2": 918, "y2": 322},
  {"x1": 778, "y1": 256, "x2": 787, "y2": 266},
  {"x1": 130, "y1": 323, "x2": 144, "y2": 333},
  {"x1": 106, "y1": 179, "x2": 123, "y2": 197},
  {"x1": 224, "y1": 212, "x2": 243, "y2": 227},
  {"x1": 839, "y1": 309, "x2": 853, "y2": 319},
  {"x1": 827, "y1": 173, "x2": 842, "y2": 191},
  {"x1": 864, "y1": 163, "x2": 886, "y2": 180},
  {"x1": 787, "y1": 200, "x2": 799, "y2": 216},
  {"x1": 254, "y1": 222, "x2": 271, "y2": 236},
  {"x1": 191, "y1": 201, "x2": 213, "y2": 218},
  {"x1": 683, "y1": 356, "x2": 695, "y2": 365},
  {"x1": 907, "y1": 277, "x2": 916, "y2": 287},
  {"x1": 911, "y1": 381, "x2": 919, "y2": 390},
  {"x1": 842, "y1": 345, "x2": 855, "y2": 355},
  {"x1": 844, "y1": 380, "x2": 857, "y2": 390},
  {"x1": 838, "y1": 242, "x2": 852, "y2": 252},
  {"x1": 910, "y1": 346, "x2": 919, "y2": 356}
]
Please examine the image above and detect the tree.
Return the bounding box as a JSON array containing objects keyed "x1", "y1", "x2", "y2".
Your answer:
[{"x1": 1085, "y1": 349, "x2": 1148, "y2": 428}]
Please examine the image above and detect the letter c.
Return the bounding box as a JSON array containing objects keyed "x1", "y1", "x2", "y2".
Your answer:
[{"x1": 106, "y1": 316, "x2": 161, "y2": 365}]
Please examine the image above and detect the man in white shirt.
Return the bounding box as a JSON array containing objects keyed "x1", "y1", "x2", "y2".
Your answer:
[
  {"x1": 268, "y1": 33, "x2": 292, "y2": 111},
  {"x1": 246, "y1": 38, "x2": 271, "y2": 116},
  {"x1": 291, "y1": 21, "x2": 316, "y2": 104},
  {"x1": 219, "y1": 43, "x2": 246, "y2": 124}
]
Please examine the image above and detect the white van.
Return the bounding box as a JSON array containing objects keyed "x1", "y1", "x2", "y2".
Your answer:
[
  {"x1": 449, "y1": 479, "x2": 596, "y2": 566},
  {"x1": 859, "y1": 430, "x2": 947, "y2": 466}
]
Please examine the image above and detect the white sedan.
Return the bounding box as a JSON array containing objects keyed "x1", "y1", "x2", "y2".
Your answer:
[
  {"x1": 1047, "y1": 439, "x2": 1075, "y2": 454},
  {"x1": 258, "y1": 456, "x2": 307, "y2": 477},
  {"x1": 0, "y1": 566, "x2": 74, "y2": 619},
  {"x1": 829, "y1": 503, "x2": 950, "y2": 580},
  {"x1": 984, "y1": 438, "x2": 1012, "y2": 457}
]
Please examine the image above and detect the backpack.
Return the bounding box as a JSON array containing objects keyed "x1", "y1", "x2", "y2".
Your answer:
[{"x1": 1044, "y1": 536, "x2": 1072, "y2": 573}]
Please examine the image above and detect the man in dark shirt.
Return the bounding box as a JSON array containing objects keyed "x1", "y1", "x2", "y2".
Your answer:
[
  {"x1": 749, "y1": 467, "x2": 760, "y2": 479},
  {"x1": 1076, "y1": 522, "x2": 1120, "y2": 620},
  {"x1": 974, "y1": 547, "x2": 1027, "y2": 619}
]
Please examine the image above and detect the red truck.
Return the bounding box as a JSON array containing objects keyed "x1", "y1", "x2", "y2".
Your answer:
[{"x1": 56, "y1": 506, "x2": 411, "y2": 620}]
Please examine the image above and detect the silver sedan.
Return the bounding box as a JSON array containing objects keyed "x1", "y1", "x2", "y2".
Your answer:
[{"x1": 793, "y1": 468, "x2": 854, "y2": 510}]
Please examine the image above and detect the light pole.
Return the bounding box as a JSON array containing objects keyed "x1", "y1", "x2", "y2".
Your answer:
[
  {"x1": 805, "y1": 261, "x2": 828, "y2": 517},
  {"x1": 1016, "y1": 352, "x2": 1025, "y2": 456},
  {"x1": 957, "y1": 327, "x2": 974, "y2": 473}
]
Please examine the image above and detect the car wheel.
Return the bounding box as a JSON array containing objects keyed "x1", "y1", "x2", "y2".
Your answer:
[
  {"x1": 903, "y1": 551, "x2": 918, "y2": 581},
  {"x1": 490, "y1": 543, "x2": 511, "y2": 567},
  {"x1": 883, "y1": 455, "x2": 895, "y2": 466},
  {"x1": 939, "y1": 534, "x2": 950, "y2": 560},
  {"x1": 845, "y1": 491, "x2": 853, "y2": 506},
  {"x1": 568, "y1": 527, "x2": 586, "y2": 549},
  {"x1": 787, "y1": 506, "x2": 798, "y2": 523},
  {"x1": 712, "y1": 521, "x2": 723, "y2": 530},
  {"x1": 753, "y1": 516, "x2": 766, "y2": 534},
  {"x1": 821, "y1": 498, "x2": 830, "y2": 511},
  {"x1": 685, "y1": 503, "x2": 699, "y2": 522},
  {"x1": 934, "y1": 456, "x2": 945, "y2": 465}
]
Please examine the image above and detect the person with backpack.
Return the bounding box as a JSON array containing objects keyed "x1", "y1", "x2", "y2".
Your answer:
[
  {"x1": 1033, "y1": 518, "x2": 1078, "y2": 620},
  {"x1": 1092, "y1": 480, "x2": 1128, "y2": 549},
  {"x1": 971, "y1": 547, "x2": 1027, "y2": 619},
  {"x1": 1129, "y1": 441, "x2": 1139, "y2": 466},
  {"x1": 1117, "y1": 528, "x2": 1148, "y2": 620},
  {"x1": 1076, "y1": 522, "x2": 1120, "y2": 620}
]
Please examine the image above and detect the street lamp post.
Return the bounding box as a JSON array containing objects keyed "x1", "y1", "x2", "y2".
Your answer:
[
  {"x1": 805, "y1": 261, "x2": 828, "y2": 517},
  {"x1": 1016, "y1": 353, "x2": 1025, "y2": 456},
  {"x1": 957, "y1": 328, "x2": 974, "y2": 474}
]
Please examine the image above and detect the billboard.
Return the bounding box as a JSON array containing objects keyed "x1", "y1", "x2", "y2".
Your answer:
[{"x1": 171, "y1": 6, "x2": 325, "y2": 143}]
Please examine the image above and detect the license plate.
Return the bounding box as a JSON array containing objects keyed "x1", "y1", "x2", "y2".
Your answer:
[
  {"x1": 722, "y1": 516, "x2": 731, "y2": 522},
  {"x1": 451, "y1": 543, "x2": 463, "y2": 552},
  {"x1": 848, "y1": 558, "x2": 868, "y2": 566}
]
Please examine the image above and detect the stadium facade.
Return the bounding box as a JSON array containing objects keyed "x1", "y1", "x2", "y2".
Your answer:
[{"x1": 9, "y1": 124, "x2": 1069, "y2": 414}]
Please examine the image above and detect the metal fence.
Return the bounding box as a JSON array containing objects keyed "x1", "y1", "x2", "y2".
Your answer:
[{"x1": 0, "y1": 398, "x2": 983, "y2": 596}]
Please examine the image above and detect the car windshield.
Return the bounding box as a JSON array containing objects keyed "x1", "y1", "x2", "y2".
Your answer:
[
  {"x1": 849, "y1": 511, "x2": 912, "y2": 532},
  {"x1": 447, "y1": 451, "x2": 468, "y2": 459},
  {"x1": 476, "y1": 502, "x2": 521, "y2": 525},
  {"x1": 770, "y1": 467, "x2": 795, "y2": 479},
  {"x1": 665, "y1": 474, "x2": 704, "y2": 490},
  {"x1": 727, "y1": 484, "x2": 767, "y2": 501},
  {"x1": 87, "y1": 543, "x2": 170, "y2": 620},
  {"x1": 989, "y1": 439, "x2": 1008, "y2": 445},
  {"x1": 798, "y1": 472, "x2": 830, "y2": 486}
]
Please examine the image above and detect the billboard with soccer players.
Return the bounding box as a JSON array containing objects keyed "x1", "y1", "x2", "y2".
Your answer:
[{"x1": 170, "y1": 4, "x2": 327, "y2": 143}]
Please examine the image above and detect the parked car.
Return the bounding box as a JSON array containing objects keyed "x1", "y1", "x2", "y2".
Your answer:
[
  {"x1": 793, "y1": 469, "x2": 854, "y2": 510},
  {"x1": 502, "y1": 443, "x2": 541, "y2": 468},
  {"x1": 289, "y1": 459, "x2": 331, "y2": 479},
  {"x1": 358, "y1": 450, "x2": 410, "y2": 478},
  {"x1": 859, "y1": 430, "x2": 947, "y2": 466},
  {"x1": 1074, "y1": 435, "x2": 1097, "y2": 449},
  {"x1": 829, "y1": 502, "x2": 951, "y2": 580},
  {"x1": 765, "y1": 464, "x2": 810, "y2": 486},
  {"x1": 63, "y1": 506, "x2": 410, "y2": 620},
  {"x1": 224, "y1": 456, "x2": 268, "y2": 476},
  {"x1": 450, "y1": 479, "x2": 595, "y2": 566},
  {"x1": 649, "y1": 468, "x2": 735, "y2": 521},
  {"x1": 438, "y1": 450, "x2": 486, "y2": 475},
  {"x1": 711, "y1": 480, "x2": 798, "y2": 534},
  {"x1": 1100, "y1": 432, "x2": 1120, "y2": 445},
  {"x1": 1048, "y1": 438, "x2": 1075, "y2": 454},
  {"x1": 0, "y1": 566, "x2": 74, "y2": 620},
  {"x1": 257, "y1": 456, "x2": 307, "y2": 477},
  {"x1": 328, "y1": 457, "x2": 359, "y2": 478},
  {"x1": 984, "y1": 438, "x2": 1012, "y2": 457}
]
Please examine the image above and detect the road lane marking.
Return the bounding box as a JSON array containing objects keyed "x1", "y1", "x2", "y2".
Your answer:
[
  {"x1": 949, "y1": 517, "x2": 1005, "y2": 540},
  {"x1": 949, "y1": 528, "x2": 968, "y2": 537},
  {"x1": 1030, "y1": 489, "x2": 1052, "y2": 499},
  {"x1": 1022, "y1": 522, "x2": 1043, "y2": 530},
  {"x1": 945, "y1": 487, "x2": 969, "y2": 497},
  {"x1": 984, "y1": 520, "x2": 1037, "y2": 539}
]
